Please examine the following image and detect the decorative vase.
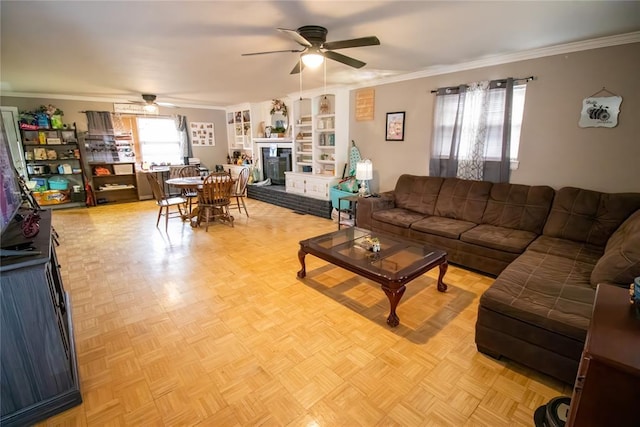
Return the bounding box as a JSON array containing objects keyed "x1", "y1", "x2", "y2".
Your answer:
[
  {"x1": 319, "y1": 96, "x2": 330, "y2": 114},
  {"x1": 51, "y1": 115, "x2": 63, "y2": 129}
]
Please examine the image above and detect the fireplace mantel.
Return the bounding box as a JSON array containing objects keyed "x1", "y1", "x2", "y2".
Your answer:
[{"x1": 253, "y1": 138, "x2": 292, "y2": 144}]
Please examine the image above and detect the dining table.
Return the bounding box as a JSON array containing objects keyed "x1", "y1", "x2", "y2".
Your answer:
[
  {"x1": 165, "y1": 176, "x2": 204, "y2": 225},
  {"x1": 165, "y1": 175, "x2": 235, "y2": 227}
]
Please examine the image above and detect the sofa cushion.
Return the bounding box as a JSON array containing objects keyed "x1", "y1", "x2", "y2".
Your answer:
[
  {"x1": 482, "y1": 183, "x2": 555, "y2": 234},
  {"x1": 591, "y1": 209, "x2": 640, "y2": 287},
  {"x1": 480, "y1": 250, "x2": 596, "y2": 341},
  {"x1": 411, "y1": 216, "x2": 476, "y2": 239},
  {"x1": 393, "y1": 175, "x2": 444, "y2": 215},
  {"x1": 461, "y1": 224, "x2": 537, "y2": 254},
  {"x1": 543, "y1": 187, "x2": 640, "y2": 246},
  {"x1": 434, "y1": 178, "x2": 492, "y2": 224},
  {"x1": 528, "y1": 235, "x2": 603, "y2": 265},
  {"x1": 371, "y1": 208, "x2": 427, "y2": 228}
]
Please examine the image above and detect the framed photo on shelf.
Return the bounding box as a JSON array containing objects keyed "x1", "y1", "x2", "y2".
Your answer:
[{"x1": 385, "y1": 111, "x2": 405, "y2": 141}]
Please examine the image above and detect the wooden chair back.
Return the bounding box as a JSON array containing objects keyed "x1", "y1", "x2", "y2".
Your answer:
[
  {"x1": 234, "y1": 167, "x2": 250, "y2": 197},
  {"x1": 145, "y1": 173, "x2": 166, "y2": 203},
  {"x1": 178, "y1": 165, "x2": 200, "y2": 178},
  {"x1": 200, "y1": 172, "x2": 234, "y2": 206}
]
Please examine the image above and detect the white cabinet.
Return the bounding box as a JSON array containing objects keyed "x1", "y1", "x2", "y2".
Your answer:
[{"x1": 285, "y1": 172, "x2": 338, "y2": 200}]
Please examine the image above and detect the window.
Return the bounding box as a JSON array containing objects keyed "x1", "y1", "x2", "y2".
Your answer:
[
  {"x1": 430, "y1": 80, "x2": 528, "y2": 182},
  {"x1": 433, "y1": 85, "x2": 526, "y2": 162},
  {"x1": 136, "y1": 117, "x2": 181, "y2": 165}
]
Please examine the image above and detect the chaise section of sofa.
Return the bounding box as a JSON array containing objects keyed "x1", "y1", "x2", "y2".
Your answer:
[{"x1": 476, "y1": 187, "x2": 640, "y2": 384}]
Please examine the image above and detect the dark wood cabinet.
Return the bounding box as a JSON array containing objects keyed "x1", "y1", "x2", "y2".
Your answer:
[
  {"x1": 89, "y1": 161, "x2": 139, "y2": 204},
  {"x1": 566, "y1": 284, "x2": 640, "y2": 427},
  {"x1": 0, "y1": 211, "x2": 81, "y2": 426}
]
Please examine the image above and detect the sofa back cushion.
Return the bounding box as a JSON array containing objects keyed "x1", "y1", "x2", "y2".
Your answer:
[
  {"x1": 590, "y1": 209, "x2": 640, "y2": 287},
  {"x1": 543, "y1": 187, "x2": 640, "y2": 246},
  {"x1": 434, "y1": 178, "x2": 492, "y2": 223},
  {"x1": 393, "y1": 175, "x2": 444, "y2": 215},
  {"x1": 481, "y1": 183, "x2": 555, "y2": 234}
]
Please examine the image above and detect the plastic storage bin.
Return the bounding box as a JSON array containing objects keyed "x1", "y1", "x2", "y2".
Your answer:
[
  {"x1": 33, "y1": 177, "x2": 48, "y2": 191},
  {"x1": 48, "y1": 177, "x2": 69, "y2": 190}
]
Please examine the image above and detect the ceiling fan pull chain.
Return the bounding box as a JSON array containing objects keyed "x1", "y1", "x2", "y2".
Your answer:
[{"x1": 299, "y1": 57, "x2": 303, "y2": 100}]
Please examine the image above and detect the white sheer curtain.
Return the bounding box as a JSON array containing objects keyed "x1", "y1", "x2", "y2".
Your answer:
[
  {"x1": 457, "y1": 81, "x2": 490, "y2": 180},
  {"x1": 430, "y1": 78, "x2": 522, "y2": 183}
]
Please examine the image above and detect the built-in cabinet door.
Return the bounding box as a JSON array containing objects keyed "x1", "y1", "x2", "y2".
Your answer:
[{"x1": 285, "y1": 173, "x2": 305, "y2": 194}]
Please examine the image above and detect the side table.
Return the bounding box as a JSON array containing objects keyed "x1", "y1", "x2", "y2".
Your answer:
[
  {"x1": 565, "y1": 283, "x2": 640, "y2": 426},
  {"x1": 337, "y1": 195, "x2": 360, "y2": 229}
]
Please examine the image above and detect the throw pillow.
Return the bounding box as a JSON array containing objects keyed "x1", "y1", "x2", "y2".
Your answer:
[{"x1": 590, "y1": 209, "x2": 640, "y2": 287}]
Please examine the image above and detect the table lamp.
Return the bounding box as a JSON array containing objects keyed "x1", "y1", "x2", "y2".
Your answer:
[{"x1": 356, "y1": 159, "x2": 373, "y2": 197}]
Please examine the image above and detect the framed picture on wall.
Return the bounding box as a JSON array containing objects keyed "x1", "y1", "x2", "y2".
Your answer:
[{"x1": 385, "y1": 112, "x2": 405, "y2": 141}]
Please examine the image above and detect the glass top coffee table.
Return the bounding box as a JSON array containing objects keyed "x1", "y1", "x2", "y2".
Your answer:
[{"x1": 298, "y1": 227, "x2": 448, "y2": 327}]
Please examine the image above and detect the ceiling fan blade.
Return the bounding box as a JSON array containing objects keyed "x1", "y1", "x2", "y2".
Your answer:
[
  {"x1": 289, "y1": 60, "x2": 305, "y2": 75},
  {"x1": 242, "y1": 49, "x2": 304, "y2": 56},
  {"x1": 324, "y1": 51, "x2": 366, "y2": 69},
  {"x1": 277, "y1": 27, "x2": 312, "y2": 47},
  {"x1": 323, "y1": 36, "x2": 380, "y2": 51}
]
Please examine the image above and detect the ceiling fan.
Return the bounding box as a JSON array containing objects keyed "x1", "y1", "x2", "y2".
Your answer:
[
  {"x1": 242, "y1": 25, "x2": 380, "y2": 74},
  {"x1": 137, "y1": 94, "x2": 176, "y2": 109}
]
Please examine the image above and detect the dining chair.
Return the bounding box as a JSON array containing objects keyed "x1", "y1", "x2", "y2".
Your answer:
[
  {"x1": 145, "y1": 173, "x2": 187, "y2": 231},
  {"x1": 199, "y1": 172, "x2": 235, "y2": 231},
  {"x1": 177, "y1": 165, "x2": 201, "y2": 213},
  {"x1": 232, "y1": 167, "x2": 250, "y2": 217}
]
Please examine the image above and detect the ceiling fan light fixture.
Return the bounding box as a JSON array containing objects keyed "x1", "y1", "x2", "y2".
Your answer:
[{"x1": 301, "y1": 51, "x2": 324, "y2": 68}]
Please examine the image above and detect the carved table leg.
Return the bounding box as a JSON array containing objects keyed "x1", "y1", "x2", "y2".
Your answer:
[
  {"x1": 297, "y1": 248, "x2": 307, "y2": 278},
  {"x1": 382, "y1": 284, "x2": 406, "y2": 327},
  {"x1": 437, "y1": 259, "x2": 448, "y2": 292}
]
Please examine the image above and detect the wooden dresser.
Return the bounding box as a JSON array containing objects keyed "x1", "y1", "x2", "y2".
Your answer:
[
  {"x1": 566, "y1": 284, "x2": 640, "y2": 427},
  {"x1": 0, "y1": 211, "x2": 81, "y2": 426}
]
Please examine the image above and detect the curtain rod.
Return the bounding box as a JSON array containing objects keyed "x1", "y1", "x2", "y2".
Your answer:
[{"x1": 430, "y1": 76, "x2": 536, "y2": 93}]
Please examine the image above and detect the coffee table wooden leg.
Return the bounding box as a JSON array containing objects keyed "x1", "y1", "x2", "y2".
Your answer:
[
  {"x1": 437, "y1": 260, "x2": 448, "y2": 292},
  {"x1": 382, "y1": 285, "x2": 406, "y2": 327},
  {"x1": 297, "y1": 248, "x2": 307, "y2": 278}
]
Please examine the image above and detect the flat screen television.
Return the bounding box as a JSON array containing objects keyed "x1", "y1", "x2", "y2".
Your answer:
[{"x1": 0, "y1": 120, "x2": 23, "y2": 237}]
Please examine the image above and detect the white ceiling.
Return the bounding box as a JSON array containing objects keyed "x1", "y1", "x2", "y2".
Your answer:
[{"x1": 2, "y1": 1, "x2": 639, "y2": 109}]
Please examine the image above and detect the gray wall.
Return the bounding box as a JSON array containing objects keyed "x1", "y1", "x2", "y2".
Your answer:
[
  {"x1": 350, "y1": 42, "x2": 640, "y2": 194},
  {"x1": 4, "y1": 42, "x2": 638, "y2": 196},
  {"x1": 0, "y1": 96, "x2": 228, "y2": 171}
]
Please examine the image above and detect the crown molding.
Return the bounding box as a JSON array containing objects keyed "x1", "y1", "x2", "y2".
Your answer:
[
  {"x1": 349, "y1": 31, "x2": 640, "y2": 89},
  {"x1": 2, "y1": 32, "x2": 638, "y2": 107},
  {"x1": 0, "y1": 92, "x2": 226, "y2": 110}
]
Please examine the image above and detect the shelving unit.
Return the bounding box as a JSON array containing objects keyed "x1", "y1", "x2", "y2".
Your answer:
[
  {"x1": 89, "y1": 162, "x2": 139, "y2": 204},
  {"x1": 20, "y1": 128, "x2": 86, "y2": 208},
  {"x1": 286, "y1": 91, "x2": 347, "y2": 200},
  {"x1": 82, "y1": 129, "x2": 138, "y2": 204},
  {"x1": 314, "y1": 105, "x2": 337, "y2": 176},
  {"x1": 226, "y1": 105, "x2": 254, "y2": 163},
  {"x1": 293, "y1": 98, "x2": 313, "y2": 173}
]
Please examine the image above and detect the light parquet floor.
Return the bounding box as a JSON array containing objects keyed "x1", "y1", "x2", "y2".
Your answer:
[{"x1": 38, "y1": 198, "x2": 571, "y2": 426}]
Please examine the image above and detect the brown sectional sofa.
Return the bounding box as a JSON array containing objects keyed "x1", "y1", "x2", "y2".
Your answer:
[{"x1": 356, "y1": 175, "x2": 640, "y2": 384}]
